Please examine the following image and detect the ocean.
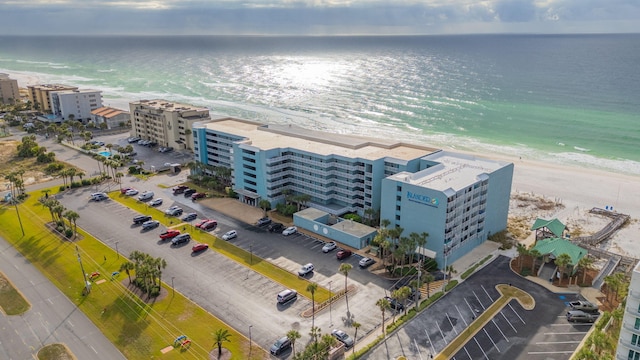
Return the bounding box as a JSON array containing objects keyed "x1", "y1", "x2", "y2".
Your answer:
[{"x1": 1, "y1": 34, "x2": 639, "y2": 175}]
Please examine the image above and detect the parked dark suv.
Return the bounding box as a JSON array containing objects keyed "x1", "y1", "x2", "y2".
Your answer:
[
  {"x1": 133, "y1": 215, "x2": 152, "y2": 224},
  {"x1": 384, "y1": 296, "x2": 404, "y2": 311},
  {"x1": 268, "y1": 223, "x2": 284, "y2": 233},
  {"x1": 184, "y1": 189, "x2": 197, "y2": 197},
  {"x1": 270, "y1": 336, "x2": 291, "y2": 355}
]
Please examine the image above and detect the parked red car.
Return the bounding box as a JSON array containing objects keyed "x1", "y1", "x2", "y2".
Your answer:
[
  {"x1": 191, "y1": 243, "x2": 209, "y2": 253},
  {"x1": 194, "y1": 219, "x2": 210, "y2": 229},
  {"x1": 159, "y1": 229, "x2": 180, "y2": 239},
  {"x1": 201, "y1": 220, "x2": 218, "y2": 230},
  {"x1": 120, "y1": 187, "x2": 132, "y2": 194},
  {"x1": 191, "y1": 192, "x2": 206, "y2": 200},
  {"x1": 336, "y1": 249, "x2": 352, "y2": 260}
]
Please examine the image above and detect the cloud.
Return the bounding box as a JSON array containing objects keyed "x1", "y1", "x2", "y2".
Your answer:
[{"x1": 0, "y1": 0, "x2": 639, "y2": 35}]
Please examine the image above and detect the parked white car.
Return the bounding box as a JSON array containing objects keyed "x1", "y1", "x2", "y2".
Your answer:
[
  {"x1": 125, "y1": 188, "x2": 139, "y2": 196},
  {"x1": 298, "y1": 263, "x2": 314, "y2": 276},
  {"x1": 282, "y1": 226, "x2": 297, "y2": 236},
  {"x1": 138, "y1": 191, "x2": 154, "y2": 201},
  {"x1": 222, "y1": 230, "x2": 237, "y2": 240},
  {"x1": 322, "y1": 241, "x2": 337, "y2": 253}
]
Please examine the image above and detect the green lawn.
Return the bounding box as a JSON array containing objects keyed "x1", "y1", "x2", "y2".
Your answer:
[
  {"x1": 0, "y1": 188, "x2": 266, "y2": 359},
  {"x1": 37, "y1": 343, "x2": 73, "y2": 360},
  {"x1": 0, "y1": 272, "x2": 31, "y2": 315},
  {"x1": 112, "y1": 192, "x2": 331, "y2": 303}
]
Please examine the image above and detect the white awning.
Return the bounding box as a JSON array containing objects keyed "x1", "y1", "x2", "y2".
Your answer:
[{"x1": 415, "y1": 246, "x2": 437, "y2": 259}]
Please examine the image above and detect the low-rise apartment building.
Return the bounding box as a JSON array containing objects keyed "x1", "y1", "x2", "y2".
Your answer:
[
  {"x1": 0, "y1": 73, "x2": 20, "y2": 104},
  {"x1": 50, "y1": 89, "x2": 103, "y2": 122},
  {"x1": 129, "y1": 99, "x2": 210, "y2": 151},
  {"x1": 91, "y1": 106, "x2": 130, "y2": 129}
]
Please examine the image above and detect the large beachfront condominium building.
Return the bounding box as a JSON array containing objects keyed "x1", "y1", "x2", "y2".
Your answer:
[
  {"x1": 616, "y1": 262, "x2": 640, "y2": 360},
  {"x1": 193, "y1": 118, "x2": 513, "y2": 264},
  {"x1": 91, "y1": 106, "x2": 130, "y2": 130},
  {"x1": 193, "y1": 117, "x2": 439, "y2": 213},
  {"x1": 27, "y1": 84, "x2": 78, "y2": 112},
  {"x1": 0, "y1": 73, "x2": 20, "y2": 104},
  {"x1": 381, "y1": 151, "x2": 513, "y2": 266},
  {"x1": 50, "y1": 89, "x2": 103, "y2": 122},
  {"x1": 129, "y1": 100, "x2": 210, "y2": 151}
]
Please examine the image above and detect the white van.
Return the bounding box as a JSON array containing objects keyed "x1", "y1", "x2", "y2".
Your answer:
[
  {"x1": 138, "y1": 191, "x2": 154, "y2": 201},
  {"x1": 277, "y1": 289, "x2": 298, "y2": 304}
]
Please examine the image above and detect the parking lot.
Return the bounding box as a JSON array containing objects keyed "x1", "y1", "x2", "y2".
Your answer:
[{"x1": 362, "y1": 256, "x2": 589, "y2": 360}]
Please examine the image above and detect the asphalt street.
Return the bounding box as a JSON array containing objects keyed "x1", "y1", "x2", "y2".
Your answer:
[{"x1": 0, "y1": 235, "x2": 126, "y2": 360}]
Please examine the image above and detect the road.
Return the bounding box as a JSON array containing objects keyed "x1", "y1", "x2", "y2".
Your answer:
[{"x1": 0, "y1": 235, "x2": 126, "y2": 360}]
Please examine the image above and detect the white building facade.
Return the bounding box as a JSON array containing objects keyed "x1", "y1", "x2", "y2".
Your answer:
[
  {"x1": 50, "y1": 89, "x2": 103, "y2": 122},
  {"x1": 616, "y1": 263, "x2": 640, "y2": 360},
  {"x1": 0, "y1": 73, "x2": 20, "y2": 104}
]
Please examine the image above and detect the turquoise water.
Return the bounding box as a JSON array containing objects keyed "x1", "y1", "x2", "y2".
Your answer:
[
  {"x1": 1, "y1": 34, "x2": 638, "y2": 175},
  {"x1": 98, "y1": 151, "x2": 111, "y2": 157}
]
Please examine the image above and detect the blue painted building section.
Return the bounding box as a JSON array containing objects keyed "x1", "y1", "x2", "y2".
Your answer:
[
  {"x1": 294, "y1": 208, "x2": 378, "y2": 249},
  {"x1": 381, "y1": 152, "x2": 513, "y2": 267}
]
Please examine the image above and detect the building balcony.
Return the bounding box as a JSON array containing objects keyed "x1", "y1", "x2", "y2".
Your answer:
[
  {"x1": 623, "y1": 323, "x2": 640, "y2": 335},
  {"x1": 626, "y1": 305, "x2": 640, "y2": 316}
]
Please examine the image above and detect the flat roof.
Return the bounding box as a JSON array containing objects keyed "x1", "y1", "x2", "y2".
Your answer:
[
  {"x1": 295, "y1": 208, "x2": 377, "y2": 238},
  {"x1": 201, "y1": 117, "x2": 438, "y2": 161},
  {"x1": 388, "y1": 151, "x2": 511, "y2": 191},
  {"x1": 131, "y1": 99, "x2": 208, "y2": 112}
]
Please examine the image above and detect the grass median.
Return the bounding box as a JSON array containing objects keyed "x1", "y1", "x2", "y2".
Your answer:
[{"x1": 0, "y1": 187, "x2": 266, "y2": 359}]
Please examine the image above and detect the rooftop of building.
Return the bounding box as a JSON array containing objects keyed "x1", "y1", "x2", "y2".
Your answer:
[
  {"x1": 295, "y1": 207, "x2": 377, "y2": 238},
  {"x1": 91, "y1": 106, "x2": 128, "y2": 118},
  {"x1": 130, "y1": 99, "x2": 209, "y2": 113},
  {"x1": 52, "y1": 89, "x2": 102, "y2": 95},
  {"x1": 28, "y1": 84, "x2": 78, "y2": 91},
  {"x1": 198, "y1": 117, "x2": 439, "y2": 161},
  {"x1": 387, "y1": 151, "x2": 512, "y2": 192}
]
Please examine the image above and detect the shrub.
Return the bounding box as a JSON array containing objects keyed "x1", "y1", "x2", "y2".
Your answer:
[
  {"x1": 82, "y1": 179, "x2": 91, "y2": 186},
  {"x1": 58, "y1": 185, "x2": 66, "y2": 192},
  {"x1": 422, "y1": 258, "x2": 439, "y2": 272},
  {"x1": 343, "y1": 213, "x2": 362, "y2": 223},
  {"x1": 445, "y1": 280, "x2": 458, "y2": 292},
  {"x1": 64, "y1": 229, "x2": 73, "y2": 238},
  {"x1": 520, "y1": 267, "x2": 532, "y2": 276}
]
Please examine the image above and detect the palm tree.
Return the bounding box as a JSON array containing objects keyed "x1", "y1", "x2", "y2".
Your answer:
[
  {"x1": 603, "y1": 275, "x2": 617, "y2": 303},
  {"x1": 286, "y1": 329, "x2": 301, "y2": 356},
  {"x1": 63, "y1": 210, "x2": 80, "y2": 238},
  {"x1": 422, "y1": 273, "x2": 435, "y2": 299},
  {"x1": 577, "y1": 255, "x2": 595, "y2": 285},
  {"x1": 307, "y1": 282, "x2": 318, "y2": 330},
  {"x1": 339, "y1": 263, "x2": 353, "y2": 313},
  {"x1": 529, "y1": 248, "x2": 541, "y2": 275},
  {"x1": 212, "y1": 328, "x2": 232, "y2": 358},
  {"x1": 351, "y1": 321, "x2": 361, "y2": 356},
  {"x1": 119, "y1": 262, "x2": 135, "y2": 283},
  {"x1": 516, "y1": 243, "x2": 528, "y2": 269},
  {"x1": 396, "y1": 286, "x2": 412, "y2": 316},
  {"x1": 376, "y1": 297, "x2": 391, "y2": 336},
  {"x1": 554, "y1": 253, "x2": 572, "y2": 285},
  {"x1": 154, "y1": 257, "x2": 167, "y2": 288},
  {"x1": 445, "y1": 265, "x2": 457, "y2": 286},
  {"x1": 309, "y1": 326, "x2": 321, "y2": 345},
  {"x1": 115, "y1": 172, "x2": 124, "y2": 188},
  {"x1": 258, "y1": 199, "x2": 270, "y2": 217}
]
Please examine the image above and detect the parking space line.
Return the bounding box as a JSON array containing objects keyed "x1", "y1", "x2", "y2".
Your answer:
[
  {"x1": 508, "y1": 303, "x2": 526, "y2": 324},
  {"x1": 446, "y1": 313, "x2": 458, "y2": 335},
  {"x1": 473, "y1": 337, "x2": 490, "y2": 360},
  {"x1": 455, "y1": 305, "x2": 469, "y2": 327},
  {"x1": 491, "y1": 319, "x2": 509, "y2": 342},
  {"x1": 435, "y1": 320, "x2": 448, "y2": 344},
  {"x1": 481, "y1": 284, "x2": 494, "y2": 302},
  {"x1": 473, "y1": 291, "x2": 486, "y2": 310},
  {"x1": 499, "y1": 311, "x2": 518, "y2": 333},
  {"x1": 483, "y1": 328, "x2": 500, "y2": 352},
  {"x1": 463, "y1": 346, "x2": 473, "y2": 360},
  {"x1": 413, "y1": 338, "x2": 424, "y2": 360},
  {"x1": 424, "y1": 329, "x2": 436, "y2": 355},
  {"x1": 464, "y1": 298, "x2": 475, "y2": 314}
]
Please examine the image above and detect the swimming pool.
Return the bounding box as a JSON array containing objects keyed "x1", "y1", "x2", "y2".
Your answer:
[{"x1": 98, "y1": 151, "x2": 111, "y2": 157}]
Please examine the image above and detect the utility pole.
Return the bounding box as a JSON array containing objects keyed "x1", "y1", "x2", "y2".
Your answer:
[
  {"x1": 249, "y1": 325, "x2": 253, "y2": 359},
  {"x1": 329, "y1": 280, "x2": 333, "y2": 327},
  {"x1": 76, "y1": 245, "x2": 90, "y2": 295}
]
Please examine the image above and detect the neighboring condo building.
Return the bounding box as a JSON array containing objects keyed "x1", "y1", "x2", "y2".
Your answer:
[
  {"x1": 50, "y1": 89, "x2": 103, "y2": 122},
  {"x1": 129, "y1": 99, "x2": 210, "y2": 151},
  {"x1": 381, "y1": 151, "x2": 513, "y2": 266},
  {"x1": 27, "y1": 84, "x2": 78, "y2": 112},
  {"x1": 616, "y1": 262, "x2": 640, "y2": 360},
  {"x1": 91, "y1": 106, "x2": 130, "y2": 130},
  {"x1": 193, "y1": 117, "x2": 513, "y2": 264},
  {"x1": 0, "y1": 73, "x2": 20, "y2": 104}
]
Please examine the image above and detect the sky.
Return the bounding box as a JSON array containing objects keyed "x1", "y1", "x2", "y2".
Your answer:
[{"x1": 0, "y1": 0, "x2": 639, "y2": 36}]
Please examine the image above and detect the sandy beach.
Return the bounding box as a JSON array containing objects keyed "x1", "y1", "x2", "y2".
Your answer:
[{"x1": 6, "y1": 69, "x2": 640, "y2": 258}]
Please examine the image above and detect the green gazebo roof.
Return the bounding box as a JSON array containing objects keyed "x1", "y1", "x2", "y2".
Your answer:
[
  {"x1": 531, "y1": 218, "x2": 566, "y2": 238},
  {"x1": 532, "y1": 237, "x2": 587, "y2": 266}
]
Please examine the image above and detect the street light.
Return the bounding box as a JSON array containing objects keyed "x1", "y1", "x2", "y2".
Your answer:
[
  {"x1": 171, "y1": 277, "x2": 175, "y2": 295},
  {"x1": 329, "y1": 280, "x2": 333, "y2": 327},
  {"x1": 115, "y1": 241, "x2": 120, "y2": 259},
  {"x1": 249, "y1": 325, "x2": 253, "y2": 359}
]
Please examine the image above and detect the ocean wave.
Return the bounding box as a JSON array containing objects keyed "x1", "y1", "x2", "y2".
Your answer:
[
  {"x1": 573, "y1": 146, "x2": 590, "y2": 152},
  {"x1": 16, "y1": 59, "x2": 65, "y2": 66},
  {"x1": 97, "y1": 69, "x2": 116, "y2": 73}
]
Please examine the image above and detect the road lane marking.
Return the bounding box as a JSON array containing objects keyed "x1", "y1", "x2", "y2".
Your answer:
[
  {"x1": 446, "y1": 313, "x2": 458, "y2": 335},
  {"x1": 481, "y1": 284, "x2": 494, "y2": 302},
  {"x1": 508, "y1": 303, "x2": 526, "y2": 324},
  {"x1": 491, "y1": 318, "x2": 509, "y2": 342},
  {"x1": 435, "y1": 317, "x2": 448, "y2": 344},
  {"x1": 499, "y1": 311, "x2": 518, "y2": 333},
  {"x1": 90, "y1": 345, "x2": 98, "y2": 354},
  {"x1": 455, "y1": 304, "x2": 469, "y2": 327},
  {"x1": 473, "y1": 291, "x2": 486, "y2": 310}
]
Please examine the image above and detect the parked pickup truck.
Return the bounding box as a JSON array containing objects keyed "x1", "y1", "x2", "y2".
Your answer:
[{"x1": 569, "y1": 300, "x2": 599, "y2": 312}]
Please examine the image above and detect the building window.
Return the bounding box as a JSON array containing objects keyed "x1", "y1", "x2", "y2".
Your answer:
[
  {"x1": 396, "y1": 205, "x2": 401, "y2": 211},
  {"x1": 635, "y1": 317, "x2": 640, "y2": 330},
  {"x1": 396, "y1": 195, "x2": 401, "y2": 201},
  {"x1": 633, "y1": 334, "x2": 640, "y2": 346},
  {"x1": 629, "y1": 350, "x2": 640, "y2": 360},
  {"x1": 397, "y1": 185, "x2": 402, "y2": 192},
  {"x1": 395, "y1": 215, "x2": 400, "y2": 221}
]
